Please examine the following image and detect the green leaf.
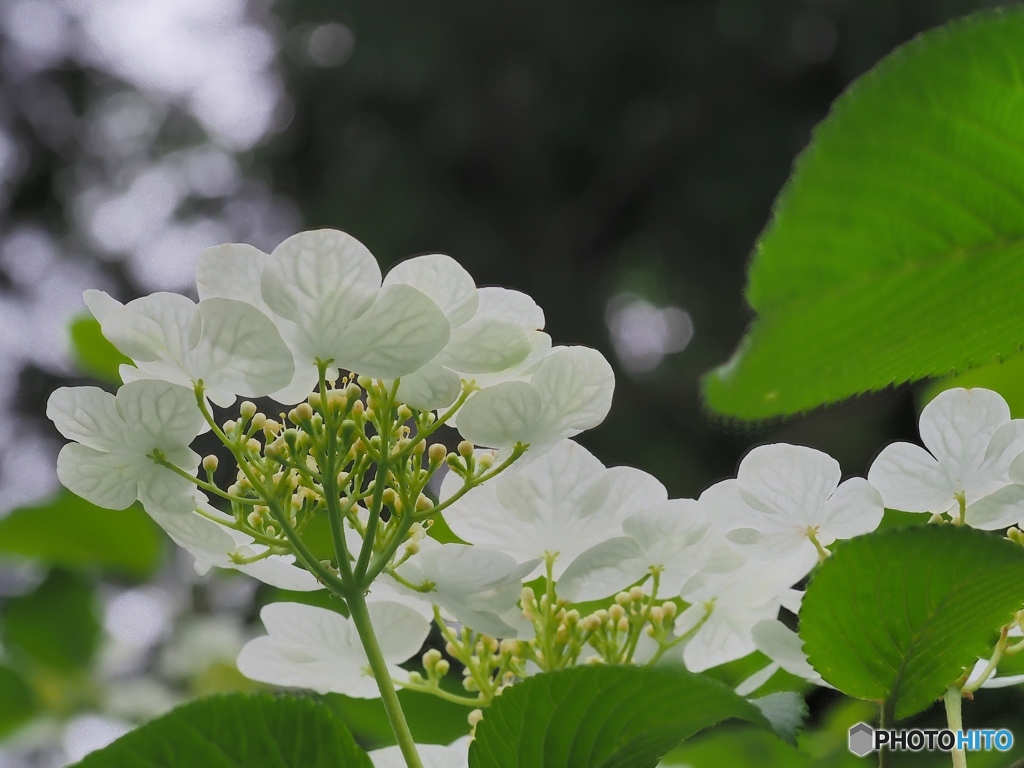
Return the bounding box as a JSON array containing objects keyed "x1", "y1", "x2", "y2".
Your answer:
[
  {"x1": 2, "y1": 570, "x2": 101, "y2": 673},
  {"x1": 750, "y1": 692, "x2": 807, "y2": 746},
  {"x1": 0, "y1": 664, "x2": 37, "y2": 738},
  {"x1": 704, "y1": 7, "x2": 1024, "y2": 420},
  {"x1": 469, "y1": 665, "x2": 770, "y2": 768},
  {"x1": 326, "y1": 688, "x2": 472, "y2": 750},
  {"x1": 72, "y1": 693, "x2": 373, "y2": 768},
  {"x1": 799, "y1": 526, "x2": 1024, "y2": 720},
  {"x1": 69, "y1": 316, "x2": 129, "y2": 384},
  {"x1": 0, "y1": 491, "x2": 163, "y2": 577},
  {"x1": 660, "y1": 727, "x2": 813, "y2": 768}
]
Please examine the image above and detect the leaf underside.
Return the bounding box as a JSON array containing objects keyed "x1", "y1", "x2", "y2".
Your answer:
[{"x1": 704, "y1": 7, "x2": 1024, "y2": 420}]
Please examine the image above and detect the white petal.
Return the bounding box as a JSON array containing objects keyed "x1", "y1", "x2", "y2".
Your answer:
[
  {"x1": 271, "y1": 366, "x2": 321, "y2": 406},
  {"x1": 57, "y1": 444, "x2": 142, "y2": 510},
  {"x1": 335, "y1": 285, "x2": 451, "y2": 379},
  {"x1": 394, "y1": 364, "x2": 462, "y2": 411},
  {"x1": 383, "y1": 253, "x2": 478, "y2": 328},
  {"x1": 867, "y1": 442, "x2": 953, "y2": 513},
  {"x1": 47, "y1": 386, "x2": 125, "y2": 451},
  {"x1": 115, "y1": 380, "x2": 205, "y2": 451},
  {"x1": 621, "y1": 500, "x2": 714, "y2": 595},
  {"x1": 102, "y1": 292, "x2": 201, "y2": 364},
  {"x1": 83, "y1": 289, "x2": 123, "y2": 322},
  {"x1": 468, "y1": 331, "x2": 552, "y2": 390},
  {"x1": 234, "y1": 553, "x2": 322, "y2": 592},
  {"x1": 734, "y1": 663, "x2": 781, "y2": 696},
  {"x1": 369, "y1": 601, "x2": 432, "y2": 663},
  {"x1": 456, "y1": 381, "x2": 542, "y2": 448},
  {"x1": 682, "y1": 611, "x2": 758, "y2": 672},
  {"x1": 698, "y1": 479, "x2": 761, "y2": 533},
  {"x1": 970, "y1": 420, "x2": 1024, "y2": 501},
  {"x1": 736, "y1": 444, "x2": 839, "y2": 522},
  {"x1": 751, "y1": 619, "x2": 827, "y2": 686},
  {"x1": 475, "y1": 287, "x2": 544, "y2": 330},
  {"x1": 262, "y1": 229, "x2": 380, "y2": 330},
  {"x1": 192, "y1": 298, "x2": 294, "y2": 397},
  {"x1": 441, "y1": 317, "x2": 532, "y2": 374},
  {"x1": 964, "y1": 485, "x2": 1024, "y2": 530},
  {"x1": 195, "y1": 243, "x2": 269, "y2": 307},
  {"x1": 556, "y1": 537, "x2": 646, "y2": 602},
  {"x1": 817, "y1": 477, "x2": 884, "y2": 543},
  {"x1": 533, "y1": 346, "x2": 614, "y2": 437},
  {"x1": 919, "y1": 388, "x2": 1010, "y2": 485},
  {"x1": 370, "y1": 739, "x2": 469, "y2": 768}
]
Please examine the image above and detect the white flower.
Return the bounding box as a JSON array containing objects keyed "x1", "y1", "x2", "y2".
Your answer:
[
  {"x1": 382, "y1": 254, "x2": 546, "y2": 410},
  {"x1": 454, "y1": 345, "x2": 614, "y2": 450},
  {"x1": 48, "y1": 381, "x2": 204, "y2": 510},
  {"x1": 556, "y1": 498, "x2": 718, "y2": 603},
  {"x1": 675, "y1": 558, "x2": 807, "y2": 673},
  {"x1": 196, "y1": 230, "x2": 451, "y2": 403},
  {"x1": 236, "y1": 601, "x2": 429, "y2": 697},
  {"x1": 750, "y1": 619, "x2": 829, "y2": 688},
  {"x1": 141, "y1": 481, "x2": 321, "y2": 592},
  {"x1": 83, "y1": 289, "x2": 293, "y2": 408},
  {"x1": 700, "y1": 444, "x2": 883, "y2": 573},
  {"x1": 369, "y1": 737, "x2": 470, "y2": 768},
  {"x1": 389, "y1": 539, "x2": 538, "y2": 637},
  {"x1": 868, "y1": 388, "x2": 1024, "y2": 529},
  {"x1": 441, "y1": 440, "x2": 666, "y2": 579}
]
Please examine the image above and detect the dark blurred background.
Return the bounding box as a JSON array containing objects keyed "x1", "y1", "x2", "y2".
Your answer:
[{"x1": 0, "y1": 0, "x2": 1016, "y2": 764}]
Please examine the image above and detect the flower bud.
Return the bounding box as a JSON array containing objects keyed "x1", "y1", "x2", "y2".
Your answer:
[
  {"x1": 202, "y1": 455, "x2": 219, "y2": 473},
  {"x1": 434, "y1": 659, "x2": 450, "y2": 676},
  {"x1": 415, "y1": 495, "x2": 433, "y2": 512},
  {"x1": 357, "y1": 375, "x2": 372, "y2": 389},
  {"x1": 628, "y1": 586, "x2": 645, "y2": 602},
  {"x1": 428, "y1": 443, "x2": 447, "y2": 463},
  {"x1": 614, "y1": 592, "x2": 630, "y2": 606},
  {"x1": 608, "y1": 604, "x2": 626, "y2": 622},
  {"x1": 617, "y1": 617, "x2": 630, "y2": 632},
  {"x1": 468, "y1": 709, "x2": 484, "y2": 727},
  {"x1": 581, "y1": 615, "x2": 601, "y2": 632},
  {"x1": 457, "y1": 440, "x2": 474, "y2": 458},
  {"x1": 223, "y1": 419, "x2": 237, "y2": 433},
  {"x1": 397, "y1": 404, "x2": 412, "y2": 421},
  {"x1": 251, "y1": 413, "x2": 267, "y2": 430},
  {"x1": 649, "y1": 606, "x2": 664, "y2": 623},
  {"x1": 564, "y1": 609, "x2": 580, "y2": 625},
  {"x1": 307, "y1": 393, "x2": 322, "y2": 410},
  {"x1": 239, "y1": 401, "x2": 257, "y2": 420},
  {"x1": 247, "y1": 510, "x2": 263, "y2": 527},
  {"x1": 662, "y1": 601, "x2": 677, "y2": 618},
  {"x1": 520, "y1": 586, "x2": 535, "y2": 605},
  {"x1": 246, "y1": 438, "x2": 261, "y2": 454},
  {"x1": 478, "y1": 453, "x2": 495, "y2": 469},
  {"x1": 422, "y1": 649, "x2": 442, "y2": 667},
  {"x1": 445, "y1": 642, "x2": 458, "y2": 656},
  {"x1": 382, "y1": 488, "x2": 397, "y2": 505},
  {"x1": 351, "y1": 400, "x2": 365, "y2": 417}
]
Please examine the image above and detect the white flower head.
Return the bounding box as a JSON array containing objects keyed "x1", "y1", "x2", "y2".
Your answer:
[
  {"x1": 141, "y1": 482, "x2": 320, "y2": 592},
  {"x1": 701, "y1": 444, "x2": 883, "y2": 573},
  {"x1": 236, "y1": 601, "x2": 429, "y2": 697},
  {"x1": 382, "y1": 254, "x2": 545, "y2": 410},
  {"x1": 868, "y1": 388, "x2": 1024, "y2": 529},
  {"x1": 454, "y1": 345, "x2": 614, "y2": 450},
  {"x1": 676, "y1": 558, "x2": 806, "y2": 673},
  {"x1": 389, "y1": 539, "x2": 538, "y2": 637},
  {"x1": 441, "y1": 440, "x2": 666, "y2": 579},
  {"x1": 84, "y1": 289, "x2": 294, "y2": 408},
  {"x1": 196, "y1": 231, "x2": 451, "y2": 403},
  {"x1": 48, "y1": 381, "x2": 204, "y2": 510},
  {"x1": 556, "y1": 498, "x2": 718, "y2": 603},
  {"x1": 369, "y1": 737, "x2": 470, "y2": 768}
]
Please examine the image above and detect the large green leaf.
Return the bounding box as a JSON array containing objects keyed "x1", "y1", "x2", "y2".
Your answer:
[
  {"x1": 800, "y1": 526, "x2": 1024, "y2": 720},
  {"x1": 2, "y1": 570, "x2": 101, "y2": 673},
  {"x1": 72, "y1": 693, "x2": 372, "y2": 768},
  {"x1": 0, "y1": 492, "x2": 163, "y2": 577},
  {"x1": 704, "y1": 8, "x2": 1024, "y2": 419},
  {"x1": 0, "y1": 664, "x2": 37, "y2": 738},
  {"x1": 469, "y1": 665, "x2": 770, "y2": 768},
  {"x1": 327, "y1": 688, "x2": 471, "y2": 750},
  {"x1": 69, "y1": 316, "x2": 129, "y2": 384}
]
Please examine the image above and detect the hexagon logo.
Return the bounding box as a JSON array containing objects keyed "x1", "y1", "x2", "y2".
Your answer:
[{"x1": 848, "y1": 722, "x2": 875, "y2": 757}]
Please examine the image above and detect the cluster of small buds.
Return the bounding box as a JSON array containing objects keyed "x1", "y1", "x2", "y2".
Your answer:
[{"x1": 1007, "y1": 526, "x2": 1024, "y2": 546}]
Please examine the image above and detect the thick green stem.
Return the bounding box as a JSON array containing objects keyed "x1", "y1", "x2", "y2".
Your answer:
[
  {"x1": 944, "y1": 686, "x2": 968, "y2": 768},
  {"x1": 878, "y1": 703, "x2": 892, "y2": 768},
  {"x1": 348, "y1": 589, "x2": 423, "y2": 768}
]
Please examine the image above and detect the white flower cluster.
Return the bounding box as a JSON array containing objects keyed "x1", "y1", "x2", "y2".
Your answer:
[{"x1": 44, "y1": 229, "x2": 1024, "y2": 768}]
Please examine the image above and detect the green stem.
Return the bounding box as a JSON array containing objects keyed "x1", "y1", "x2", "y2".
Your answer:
[
  {"x1": 943, "y1": 686, "x2": 968, "y2": 768},
  {"x1": 356, "y1": 383, "x2": 394, "y2": 581},
  {"x1": 878, "y1": 703, "x2": 892, "y2": 768},
  {"x1": 348, "y1": 589, "x2": 423, "y2": 768}
]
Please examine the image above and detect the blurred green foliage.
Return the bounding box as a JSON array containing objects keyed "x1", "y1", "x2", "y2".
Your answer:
[{"x1": 68, "y1": 318, "x2": 129, "y2": 385}]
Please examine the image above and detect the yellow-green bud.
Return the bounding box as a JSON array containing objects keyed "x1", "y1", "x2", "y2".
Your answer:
[
  {"x1": 307, "y1": 393, "x2": 321, "y2": 409},
  {"x1": 428, "y1": 443, "x2": 447, "y2": 463},
  {"x1": 608, "y1": 604, "x2": 626, "y2": 622},
  {"x1": 223, "y1": 419, "x2": 237, "y2": 433},
  {"x1": 662, "y1": 601, "x2": 677, "y2": 618},
  {"x1": 202, "y1": 455, "x2": 219, "y2": 473},
  {"x1": 520, "y1": 586, "x2": 535, "y2": 604},
  {"x1": 614, "y1": 592, "x2": 630, "y2": 606},
  {"x1": 457, "y1": 440, "x2": 474, "y2": 458},
  {"x1": 397, "y1": 404, "x2": 412, "y2": 420},
  {"x1": 478, "y1": 453, "x2": 495, "y2": 469},
  {"x1": 468, "y1": 709, "x2": 484, "y2": 727},
  {"x1": 239, "y1": 401, "x2": 257, "y2": 420},
  {"x1": 617, "y1": 616, "x2": 630, "y2": 632},
  {"x1": 649, "y1": 606, "x2": 664, "y2": 623},
  {"x1": 434, "y1": 659, "x2": 450, "y2": 676},
  {"x1": 251, "y1": 413, "x2": 267, "y2": 430},
  {"x1": 246, "y1": 438, "x2": 262, "y2": 454},
  {"x1": 628, "y1": 586, "x2": 645, "y2": 602},
  {"x1": 247, "y1": 511, "x2": 263, "y2": 527},
  {"x1": 415, "y1": 495, "x2": 433, "y2": 512},
  {"x1": 357, "y1": 375, "x2": 372, "y2": 389},
  {"x1": 422, "y1": 649, "x2": 442, "y2": 667}
]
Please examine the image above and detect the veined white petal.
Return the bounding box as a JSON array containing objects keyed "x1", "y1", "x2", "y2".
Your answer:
[
  {"x1": 621, "y1": 499, "x2": 715, "y2": 595},
  {"x1": 441, "y1": 317, "x2": 532, "y2": 374},
  {"x1": 383, "y1": 253, "x2": 478, "y2": 328},
  {"x1": 964, "y1": 485, "x2": 1024, "y2": 530},
  {"x1": 114, "y1": 380, "x2": 205, "y2": 451},
  {"x1": 556, "y1": 537, "x2": 647, "y2": 603},
  {"x1": 336, "y1": 284, "x2": 451, "y2": 379},
  {"x1": 394, "y1": 364, "x2": 462, "y2": 411},
  {"x1": 919, "y1": 388, "x2": 1010, "y2": 486},
  {"x1": 192, "y1": 298, "x2": 294, "y2": 397},
  {"x1": 867, "y1": 442, "x2": 953, "y2": 513},
  {"x1": 102, "y1": 292, "x2": 201, "y2": 364},
  {"x1": 56, "y1": 444, "x2": 144, "y2": 510},
  {"x1": 475, "y1": 287, "x2": 544, "y2": 330},
  {"x1": 456, "y1": 381, "x2": 542, "y2": 448},
  {"x1": 47, "y1": 387, "x2": 125, "y2": 452},
  {"x1": 533, "y1": 346, "x2": 614, "y2": 437},
  {"x1": 736, "y1": 444, "x2": 840, "y2": 521},
  {"x1": 82, "y1": 289, "x2": 123, "y2": 322},
  {"x1": 817, "y1": 477, "x2": 884, "y2": 543},
  {"x1": 195, "y1": 243, "x2": 269, "y2": 307}
]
